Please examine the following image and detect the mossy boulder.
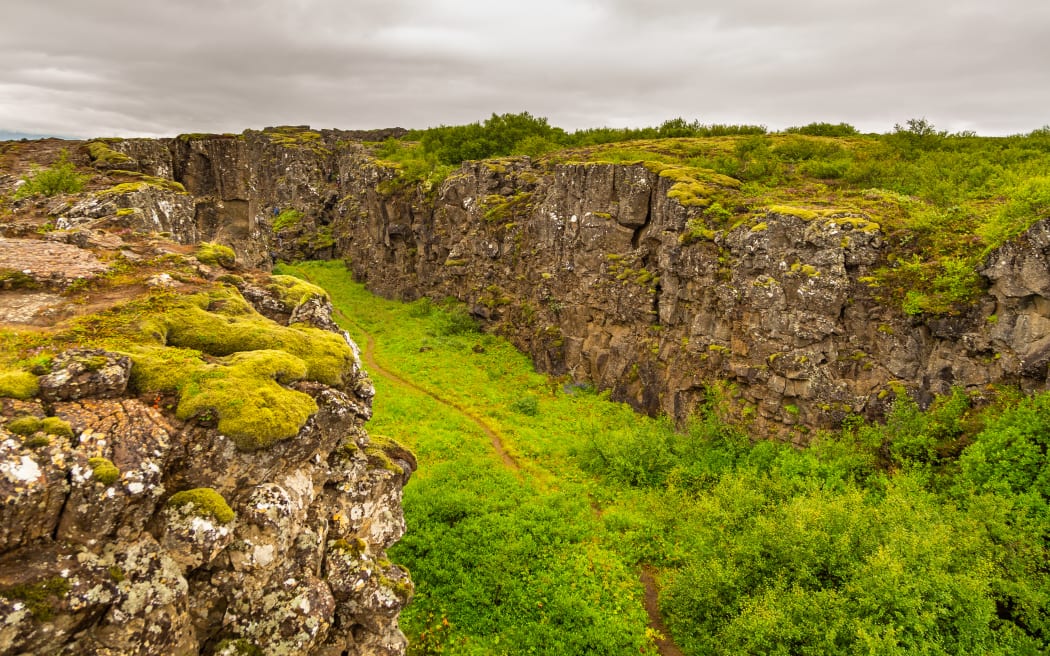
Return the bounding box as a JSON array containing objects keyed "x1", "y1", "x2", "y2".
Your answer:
[
  {"x1": 167, "y1": 488, "x2": 235, "y2": 524},
  {"x1": 195, "y1": 242, "x2": 237, "y2": 268},
  {"x1": 128, "y1": 285, "x2": 355, "y2": 450}
]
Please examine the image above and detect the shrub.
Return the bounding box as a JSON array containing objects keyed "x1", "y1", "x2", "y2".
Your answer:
[
  {"x1": 13, "y1": 152, "x2": 86, "y2": 198},
  {"x1": 510, "y1": 395, "x2": 539, "y2": 416},
  {"x1": 784, "y1": 122, "x2": 859, "y2": 137}
]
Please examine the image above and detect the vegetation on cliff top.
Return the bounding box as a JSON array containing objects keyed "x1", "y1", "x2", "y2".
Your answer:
[
  {"x1": 370, "y1": 114, "x2": 1050, "y2": 316},
  {"x1": 289, "y1": 260, "x2": 1049, "y2": 656},
  {"x1": 0, "y1": 269, "x2": 354, "y2": 450}
]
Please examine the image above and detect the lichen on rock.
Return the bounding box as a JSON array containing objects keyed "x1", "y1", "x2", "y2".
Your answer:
[{"x1": 0, "y1": 238, "x2": 414, "y2": 654}]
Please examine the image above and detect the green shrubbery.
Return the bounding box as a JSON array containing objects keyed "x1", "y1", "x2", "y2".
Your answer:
[
  {"x1": 13, "y1": 151, "x2": 86, "y2": 198},
  {"x1": 287, "y1": 261, "x2": 1050, "y2": 656}
]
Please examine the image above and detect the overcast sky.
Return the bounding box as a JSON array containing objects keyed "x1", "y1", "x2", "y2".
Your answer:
[{"x1": 2, "y1": 0, "x2": 1047, "y2": 138}]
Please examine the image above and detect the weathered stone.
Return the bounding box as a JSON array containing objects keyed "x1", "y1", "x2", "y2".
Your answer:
[
  {"x1": 38, "y1": 349, "x2": 131, "y2": 401},
  {"x1": 0, "y1": 286, "x2": 413, "y2": 655}
]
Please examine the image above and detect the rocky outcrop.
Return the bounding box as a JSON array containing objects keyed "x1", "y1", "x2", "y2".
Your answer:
[
  {"x1": 0, "y1": 274, "x2": 414, "y2": 655},
  {"x1": 28, "y1": 132, "x2": 1050, "y2": 438}
]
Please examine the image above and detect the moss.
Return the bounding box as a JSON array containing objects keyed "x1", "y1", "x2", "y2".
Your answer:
[
  {"x1": 766, "y1": 205, "x2": 818, "y2": 221},
  {"x1": 0, "y1": 268, "x2": 41, "y2": 291},
  {"x1": 0, "y1": 370, "x2": 39, "y2": 399},
  {"x1": 750, "y1": 221, "x2": 769, "y2": 232},
  {"x1": 788, "y1": 262, "x2": 820, "y2": 277},
  {"x1": 88, "y1": 457, "x2": 120, "y2": 485},
  {"x1": 6, "y1": 416, "x2": 42, "y2": 435},
  {"x1": 443, "y1": 258, "x2": 468, "y2": 267},
  {"x1": 86, "y1": 141, "x2": 135, "y2": 166},
  {"x1": 195, "y1": 242, "x2": 236, "y2": 268},
  {"x1": 120, "y1": 285, "x2": 354, "y2": 449},
  {"x1": 267, "y1": 274, "x2": 328, "y2": 309},
  {"x1": 40, "y1": 417, "x2": 73, "y2": 438},
  {"x1": 173, "y1": 350, "x2": 318, "y2": 449},
  {"x1": 108, "y1": 170, "x2": 186, "y2": 193},
  {"x1": 24, "y1": 435, "x2": 51, "y2": 448},
  {"x1": 214, "y1": 639, "x2": 264, "y2": 656},
  {"x1": 331, "y1": 537, "x2": 368, "y2": 556},
  {"x1": 96, "y1": 182, "x2": 147, "y2": 196},
  {"x1": 272, "y1": 209, "x2": 304, "y2": 232},
  {"x1": 115, "y1": 207, "x2": 139, "y2": 217},
  {"x1": 168, "y1": 487, "x2": 235, "y2": 524},
  {"x1": 482, "y1": 191, "x2": 532, "y2": 222},
  {"x1": 0, "y1": 576, "x2": 70, "y2": 621},
  {"x1": 108, "y1": 566, "x2": 125, "y2": 583},
  {"x1": 366, "y1": 435, "x2": 406, "y2": 475}
]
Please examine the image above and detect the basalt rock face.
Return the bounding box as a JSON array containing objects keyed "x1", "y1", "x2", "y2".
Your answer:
[
  {"x1": 76, "y1": 134, "x2": 1050, "y2": 437},
  {"x1": 0, "y1": 271, "x2": 415, "y2": 655}
]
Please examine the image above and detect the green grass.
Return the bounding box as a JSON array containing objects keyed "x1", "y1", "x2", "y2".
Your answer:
[{"x1": 285, "y1": 261, "x2": 1050, "y2": 656}]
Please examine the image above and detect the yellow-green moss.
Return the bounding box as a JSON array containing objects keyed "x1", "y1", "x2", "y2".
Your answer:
[
  {"x1": 331, "y1": 537, "x2": 368, "y2": 556},
  {"x1": 267, "y1": 275, "x2": 328, "y2": 308},
  {"x1": 39, "y1": 417, "x2": 72, "y2": 438},
  {"x1": 174, "y1": 350, "x2": 318, "y2": 448},
  {"x1": 788, "y1": 262, "x2": 821, "y2": 277},
  {"x1": 115, "y1": 207, "x2": 140, "y2": 217},
  {"x1": 195, "y1": 242, "x2": 236, "y2": 268},
  {"x1": 108, "y1": 170, "x2": 186, "y2": 193},
  {"x1": 481, "y1": 191, "x2": 532, "y2": 222},
  {"x1": 6, "y1": 416, "x2": 42, "y2": 435},
  {"x1": 750, "y1": 221, "x2": 769, "y2": 232},
  {"x1": 88, "y1": 457, "x2": 120, "y2": 485},
  {"x1": 126, "y1": 287, "x2": 353, "y2": 449},
  {"x1": 0, "y1": 370, "x2": 38, "y2": 399},
  {"x1": 6, "y1": 415, "x2": 71, "y2": 438},
  {"x1": 167, "y1": 488, "x2": 235, "y2": 524},
  {"x1": 0, "y1": 576, "x2": 70, "y2": 621},
  {"x1": 87, "y1": 141, "x2": 134, "y2": 166},
  {"x1": 766, "y1": 205, "x2": 818, "y2": 221},
  {"x1": 214, "y1": 638, "x2": 263, "y2": 656},
  {"x1": 272, "y1": 209, "x2": 304, "y2": 232},
  {"x1": 365, "y1": 435, "x2": 406, "y2": 475}
]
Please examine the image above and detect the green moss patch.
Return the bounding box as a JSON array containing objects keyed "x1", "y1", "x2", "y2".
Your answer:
[
  {"x1": 108, "y1": 170, "x2": 187, "y2": 193},
  {"x1": 88, "y1": 457, "x2": 120, "y2": 485},
  {"x1": 267, "y1": 274, "x2": 328, "y2": 308},
  {"x1": 766, "y1": 205, "x2": 819, "y2": 221},
  {"x1": 0, "y1": 577, "x2": 70, "y2": 621},
  {"x1": 6, "y1": 416, "x2": 72, "y2": 438},
  {"x1": 0, "y1": 370, "x2": 38, "y2": 399},
  {"x1": 174, "y1": 350, "x2": 318, "y2": 448},
  {"x1": 127, "y1": 286, "x2": 353, "y2": 449},
  {"x1": 168, "y1": 487, "x2": 235, "y2": 524},
  {"x1": 195, "y1": 242, "x2": 236, "y2": 268},
  {"x1": 272, "y1": 209, "x2": 304, "y2": 232},
  {"x1": 86, "y1": 141, "x2": 135, "y2": 167}
]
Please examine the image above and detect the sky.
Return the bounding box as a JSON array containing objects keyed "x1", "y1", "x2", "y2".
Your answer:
[{"x1": 2, "y1": 0, "x2": 1048, "y2": 139}]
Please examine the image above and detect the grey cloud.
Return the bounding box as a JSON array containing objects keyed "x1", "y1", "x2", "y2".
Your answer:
[{"x1": 1, "y1": 0, "x2": 1047, "y2": 137}]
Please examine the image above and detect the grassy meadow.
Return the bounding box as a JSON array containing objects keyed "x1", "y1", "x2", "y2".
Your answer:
[{"x1": 283, "y1": 261, "x2": 1048, "y2": 656}]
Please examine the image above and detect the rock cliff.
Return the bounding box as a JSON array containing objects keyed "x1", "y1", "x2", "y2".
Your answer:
[
  {"x1": 6, "y1": 129, "x2": 1050, "y2": 442},
  {"x1": 0, "y1": 216, "x2": 414, "y2": 654}
]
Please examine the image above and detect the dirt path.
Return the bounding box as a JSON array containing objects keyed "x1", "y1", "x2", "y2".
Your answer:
[
  {"x1": 640, "y1": 566, "x2": 686, "y2": 656},
  {"x1": 321, "y1": 298, "x2": 520, "y2": 470}
]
